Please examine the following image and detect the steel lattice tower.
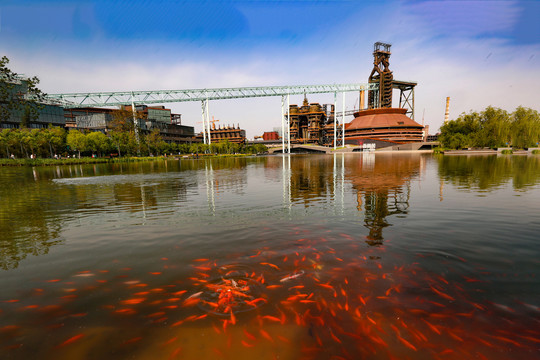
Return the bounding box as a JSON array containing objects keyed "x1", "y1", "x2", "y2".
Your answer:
[{"x1": 368, "y1": 42, "x2": 393, "y2": 109}]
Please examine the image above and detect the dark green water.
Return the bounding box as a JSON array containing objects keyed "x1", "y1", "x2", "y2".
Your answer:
[{"x1": 0, "y1": 154, "x2": 539, "y2": 359}]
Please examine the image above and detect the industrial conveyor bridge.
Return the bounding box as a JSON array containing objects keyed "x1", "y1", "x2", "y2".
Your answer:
[{"x1": 47, "y1": 81, "x2": 415, "y2": 153}]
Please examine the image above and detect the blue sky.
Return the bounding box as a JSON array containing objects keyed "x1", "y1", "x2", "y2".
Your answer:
[{"x1": 1, "y1": 0, "x2": 539, "y2": 138}]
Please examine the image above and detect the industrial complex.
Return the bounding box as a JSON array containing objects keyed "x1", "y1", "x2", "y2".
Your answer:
[
  {"x1": 2, "y1": 42, "x2": 432, "y2": 150},
  {"x1": 282, "y1": 42, "x2": 428, "y2": 150}
]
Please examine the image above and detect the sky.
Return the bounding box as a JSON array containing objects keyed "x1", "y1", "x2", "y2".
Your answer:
[{"x1": 1, "y1": 0, "x2": 539, "y2": 138}]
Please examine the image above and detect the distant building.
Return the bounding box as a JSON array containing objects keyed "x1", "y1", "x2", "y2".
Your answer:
[
  {"x1": 1, "y1": 76, "x2": 64, "y2": 129},
  {"x1": 209, "y1": 124, "x2": 246, "y2": 144},
  {"x1": 70, "y1": 105, "x2": 197, "y2": 144},
  {"x1": 287, "y1": 96, "x2": 336, "y2": 145},
  {"x1": 262, "y1": 131, "x2": 279, "y2": 141},
  {"x1": 344, "y1": 108, "x2": 425, "y2": 145}
]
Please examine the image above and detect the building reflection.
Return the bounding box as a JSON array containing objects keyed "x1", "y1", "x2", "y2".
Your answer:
[
  {"x1": 273, "y1": 153, "x2": 423, "y2": 245},
  {"x1": 348, "y1": 153, "x2": 421, "y2": 245}
]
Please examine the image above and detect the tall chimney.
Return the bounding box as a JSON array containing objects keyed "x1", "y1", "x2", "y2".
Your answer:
[
  {"x1": 444, "y1": 97, "x2": 450, "y2": 123},
  {"x1": 359, "y1": 90, "x2": 365, "y2": 110}
]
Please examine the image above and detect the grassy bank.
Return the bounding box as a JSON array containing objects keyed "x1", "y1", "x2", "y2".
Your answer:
[
  {"x1": 0, "y1": 153, "x2": 265, "y2": 167},
  {"x1": 0, "y1": 156, "x2": 169, "y2": 167}
]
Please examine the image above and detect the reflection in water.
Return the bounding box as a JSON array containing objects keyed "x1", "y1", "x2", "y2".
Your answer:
[
  {"x1": 438, "y1": 155, "x2": 540, "y2": 191},
  {"x1": 0, "y1": 167, "x2": 67, "y2": 269},
  {"x1": 277, "y1": 153, "x2": 422, "y2": 245},
  {"x1": 0, "y1": 162, "x2": 193, "y2": 269},
  {"x1": 348, "y1": 154, "x2": 421, "y2": 245},
  {"x1": 1, "y1": 155, "x2": 540, "y2": 359}
]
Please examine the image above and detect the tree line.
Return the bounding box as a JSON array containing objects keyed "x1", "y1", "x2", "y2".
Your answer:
[
  {"x1": 0, "y1": 126, "x2": 268, "y2": 159},
  {"x1": 439, "y1": 106, "x2": 540, "y2": 149}
]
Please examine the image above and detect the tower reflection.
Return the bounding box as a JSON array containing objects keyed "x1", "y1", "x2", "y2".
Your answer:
[{"x1": 348, "y1": 153, "x2": 422, "y2": 245}]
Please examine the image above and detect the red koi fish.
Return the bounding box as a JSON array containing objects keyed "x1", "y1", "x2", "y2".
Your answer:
[
  {"x1": 260, "y1": 262, "x2": 280, "y2": 270},
  {"x1": 56, "y1": 334, "x2": 85, "y2": 348},
  {"x1": 430, "y1": 286, "x2": 455, "y2": 301}
]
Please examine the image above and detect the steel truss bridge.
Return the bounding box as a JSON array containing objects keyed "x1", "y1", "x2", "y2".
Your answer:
[{"x1": 47, "y1": 81, "x2": 415, "y2": 153}]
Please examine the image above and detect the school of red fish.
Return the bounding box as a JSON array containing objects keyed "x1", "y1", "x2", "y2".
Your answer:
[{"x1": 1, "y1": 231, "x2": 539, "y2": 359}]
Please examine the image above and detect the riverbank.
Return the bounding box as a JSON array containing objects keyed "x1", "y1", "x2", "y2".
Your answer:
[
  {"x1": 0, "y1": 157, "x2": 160, "y2": 167},
  {"x1": 442, "y1": 149, "x2": 539, "y2": 155},
  {"x1": 0, "y1": 153, "x2": 266, "y2": 167}
]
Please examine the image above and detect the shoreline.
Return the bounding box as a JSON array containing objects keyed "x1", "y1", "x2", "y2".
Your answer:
[{"x1": 0, "y1": 154, "x2": 263, "y2": 167}]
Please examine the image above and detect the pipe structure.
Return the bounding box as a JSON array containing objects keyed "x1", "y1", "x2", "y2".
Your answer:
[
  {"x1": 444, "y1": 97, "x2": 450, "y2": 123},
  {"x1": 287, "y1": 93, "x2": 291, "y2": 153},
  {"x1": 281, "y1": 95, "x2": 285, "y2": 154},
  {"x1": 201, "y1": 100, "x2": 207, "y2": 144},
  {"x1": 205, "y1": 99, "x2": 211, "y2": 144},
  {"x1": 342, "y1": 92, "x2": 345, "y2": 147},
  {"x1": 131, "y1": 92, "x2": 141, "y2": 154},
  {"x1": 333, "y1": 92, "x2": 337, "y2": 150}
]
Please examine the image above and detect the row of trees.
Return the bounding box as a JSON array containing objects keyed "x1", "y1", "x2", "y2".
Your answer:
[
  {"x1": 439, "y1": 106, "x2": 540, "y2": 149},
  {"x1": 0, "y1": 126, "x2": 267, "y2": 159}
]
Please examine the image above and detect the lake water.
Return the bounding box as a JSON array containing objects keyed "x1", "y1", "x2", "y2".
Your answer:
[{"x1": 0, "y1": 153, "x2": 539, "y2": 359}]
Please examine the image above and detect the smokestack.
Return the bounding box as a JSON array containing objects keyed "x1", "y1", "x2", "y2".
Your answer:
[
  {"x1": 444, "y1": 97, "x2": 450, "y2": 123},
  {"x1": 360, "y1": 90, "x2": 365, "y2": 110}
]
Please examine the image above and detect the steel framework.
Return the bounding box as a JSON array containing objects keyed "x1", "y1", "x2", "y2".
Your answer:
[
  {"x1": 48, "y1": 83, "x2": 378, "y2": 153},
  {"x1": 47, "y1": 83, "x2": 377, "y2": 108},
  {"x1": 46, "y1": 80, "x2": 415, "y2": 153}
]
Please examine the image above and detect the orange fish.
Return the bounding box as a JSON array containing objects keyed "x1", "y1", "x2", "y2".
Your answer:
[
  {"x1": 243, "y1": 329, "x2": 256, "y2": 341},
  {"x1": 56, "y1": 334, "x2": 85, "y2": 348},
  {"x1": 261, "y1": 315, "x2": 281, "y2": 322},
  {"x1": 241, "y1": 340, "x2": 254, "y2": 347},
  {"x1": 161, "y1": 336, "x2": 177, "y2": 346},
  {"x1": 430, "y1": 286, "x2": 455, "y2": 301},
  {"x1": 397, "y1": 335, "x2": 417, "y2": 351},
  {"x1": 120, "y1": 298, "x2": 146, "y2": 305},
  {"x1": 260, "y1": 329, "x2": 274, "y2": 342},
  {"x1": 260, "y1": 262, "x2": 280, "y2": 270}
]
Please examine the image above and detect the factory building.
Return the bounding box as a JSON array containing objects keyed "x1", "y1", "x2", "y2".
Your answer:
[
  {"x1": 344, "y1": 108, "x2": 425, "y2": 145},
  {"x1": 288, "y1": 98, "x2": 337, "y2": 145},
  {"x1": 285, "y1": 42, "x2": 425, "y2": 148},
  {"x1": 209, "y1": 124, "x2": 246, "y2": 144}
]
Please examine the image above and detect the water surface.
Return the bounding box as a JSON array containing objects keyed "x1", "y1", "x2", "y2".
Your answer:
[{"x1": 0, "y1": 154, "x2": 539, "y2": 359}]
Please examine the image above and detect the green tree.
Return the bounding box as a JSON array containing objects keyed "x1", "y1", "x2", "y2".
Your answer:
[
  {"x1": 476, "y1": 106, "x2": 511, "y2": 148},
  {"x1": 66, "y1": 129, "x2": 88, "y2": 158},
  {"x1": 146, "y1": 128, "x2": 162, "y2": 155},
  {"x1": 0, "y1": 56, "x2": 46, "y2": 124},
  {"x1": 110, "y1": 108, "x2": 146, "y2": 155},
  {"x1": 511, "y1": 107, "x2": 540, "y2": 149},
  {"x1": 87, "y1": 131, "x2": 110, "y2": 157},
  {"x1": 40, "y1": 126, "x2": 66, "y2": 157},
  {"x1": 0, "y1": 129, "x2": 12, "y2": 157},
  {"x1": 439, "y1": 111, "x2": 481, "y2": 149},
  {"x1": 440, "y1": 107, "x2": 512, "y2": 149}
]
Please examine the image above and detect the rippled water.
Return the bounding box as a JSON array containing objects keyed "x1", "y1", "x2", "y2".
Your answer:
[{"x1": 0, "y1": 154, "x2": 539, "y2": 359}]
